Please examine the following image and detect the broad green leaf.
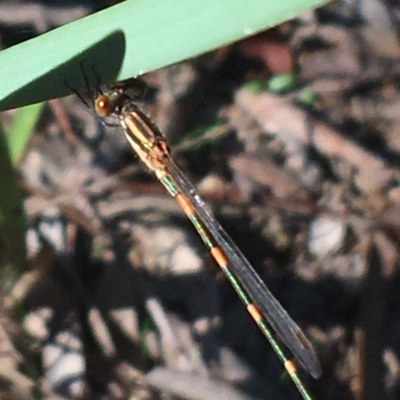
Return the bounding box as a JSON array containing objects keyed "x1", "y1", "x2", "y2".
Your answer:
[{"x1": 0, "y1": 0, "x2": 331, "y2": 111}]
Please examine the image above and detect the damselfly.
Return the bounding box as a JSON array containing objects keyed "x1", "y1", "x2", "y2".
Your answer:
[{"x1": 87, "y1": 77, "x2": 321, "y2": 400}]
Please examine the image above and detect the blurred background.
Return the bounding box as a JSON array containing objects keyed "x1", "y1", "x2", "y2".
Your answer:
[{"x1": 1, "y1": 0, "x2": 400, "y2": 399}]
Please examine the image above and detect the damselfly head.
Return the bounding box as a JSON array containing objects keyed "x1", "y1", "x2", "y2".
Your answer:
[{"x1": 92, "y1": 78, "x2": 148, "y2": 120}]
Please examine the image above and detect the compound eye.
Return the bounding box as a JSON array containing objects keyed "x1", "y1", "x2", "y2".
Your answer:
[{"x1": 94, "y1": 94, "x2": 111, "y2": 117}]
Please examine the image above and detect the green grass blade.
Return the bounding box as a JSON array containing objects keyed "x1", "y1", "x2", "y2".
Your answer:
[
  {"x1": 0, "y1": 123, "x2": 27, "y2": 286},
  {"x1": 6, "y1": 103, "x2": 45, "y2": 166},
  {"x1": 0, "y1": 0, "x2": 331, "y2": 111}
]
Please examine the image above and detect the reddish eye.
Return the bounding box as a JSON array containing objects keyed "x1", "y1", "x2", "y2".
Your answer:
[{"x1": 94, "y1": 94, "x2": 111, "y2": 117}]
